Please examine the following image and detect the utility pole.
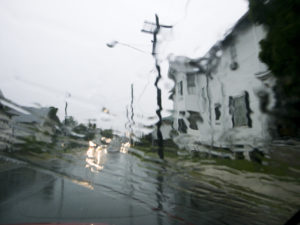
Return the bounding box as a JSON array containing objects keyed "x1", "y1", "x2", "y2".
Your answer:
[
  {"x1": 130, "y1": 83, "x2": 134, "y2": 145},
  {"x1": 125, "y1": 84, "x2": 135, "y2": 145},
  {"x1": 64, "y1": 102, "x2": 68, "y2": 124},
  {"x1": 141, "y1": 14, "x2": 172, "y2": 159},
  {"x1": 64, "y1": 92, "x2": 70, "y2": 137},
  {"x1": 64, "y1": 100, "x2": 68, "y2": 137}
]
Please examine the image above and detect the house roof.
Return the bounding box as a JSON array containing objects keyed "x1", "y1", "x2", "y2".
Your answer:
[
  {"x1": 168, "y1": 56, "x2": 209, "y2": 80},
  {"x1": 221, "y1": 12, "x2": 250, "y2": 46},
  {"x1": 0, "y1": 90, "x2": 4, "y2": 98},
  {"x1": 168, "y1": 12, "x2": 251, "y2": 77},
  {"x1": 12, "y1": 107, "x2": 50, "y2": 124}
]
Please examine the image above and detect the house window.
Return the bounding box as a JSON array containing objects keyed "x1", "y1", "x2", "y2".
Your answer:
[
  {"x1": 229, "y1": 92, "x2": 252, "y2": 127},
  {"x1": 214, "y1": 103, "x2": 221, "y2": 121},
  {"x1": 168, "y1": 87, "x2": 175, "y2": 100},
  {"x1": 168, "y1": 68, "x2": 176, "y2": 78},
  {"x1": 177, "y1": 81, "x2": 183, "y2": 96},
  {"x1": 178, "y1": 119, "x2": 187, "y2": 133},
  {"x1": 187, "y1": 111, "x2": 203, "y2": 130},
  {"x1": 187, "y1": 73, "x2": 196, "y2": 94},
  {"x1": 229, "y1": 44, "x2": 239, "y2": 70}
]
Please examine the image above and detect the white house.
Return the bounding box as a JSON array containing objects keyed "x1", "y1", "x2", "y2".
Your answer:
[
  {"x1": 0, "y1": 90, "x2": 59, "y2": 150},
  {"x1": 168, "y1": 14, "x2": 275, "y2": 153}
]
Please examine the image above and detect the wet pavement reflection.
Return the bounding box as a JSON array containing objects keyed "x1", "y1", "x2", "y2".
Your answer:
[
  {"x1": 85, "y1": 141, "x2": 107, "y2": 173},
  {"x1": 0, "y1": 143, "x2": 299, "y2": 225}
]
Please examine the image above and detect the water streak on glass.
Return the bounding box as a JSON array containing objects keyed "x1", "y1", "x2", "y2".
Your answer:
[{"x1": 0, "y1": 0, "x2": 299, "y2": 225}]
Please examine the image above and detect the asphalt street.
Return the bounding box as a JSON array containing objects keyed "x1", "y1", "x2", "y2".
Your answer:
[{"x1": 0, "y1": 148, "x2": 298, "y2": 225}]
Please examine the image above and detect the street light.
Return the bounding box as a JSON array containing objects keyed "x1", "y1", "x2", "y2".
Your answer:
[
  {"x1": 106, "y1": 40, "x2": 149, "y2": 54},
  {"x1": 106, "y1": 16, "x2": 172, "y2": 159}
]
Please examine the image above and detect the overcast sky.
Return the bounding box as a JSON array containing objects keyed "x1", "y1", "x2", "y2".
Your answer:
[{"x1": 0, "y1": 0, "x2": 248, "y2": 133}]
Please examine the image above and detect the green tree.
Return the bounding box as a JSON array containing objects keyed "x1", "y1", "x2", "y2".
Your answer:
[
  {"x1": 64, "y1": 116, "x2": 78, "y2": 128},
  {"x1": 47, "y1": 107, "x2": 61, "y2": 125},
  {"x1": 248, "y1": 0, "x2": 300, "y2": 136},
  {"x1": 100, "y1": 129, "x2": 113, "y2": 139},
  {"x1": 73, "y1": 123, "x2": 88, "y2": 133},
  {"x1": 73, "y1": 123, "x2": 95, "y2": 141}
]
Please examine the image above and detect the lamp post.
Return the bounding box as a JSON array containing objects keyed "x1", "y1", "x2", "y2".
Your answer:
[
  {"x1": 106, "y1": 15, "x2": 172, "y2": 159},
  {"x1": 106, "y1": 40, "x2": 149, "y2": 54}
]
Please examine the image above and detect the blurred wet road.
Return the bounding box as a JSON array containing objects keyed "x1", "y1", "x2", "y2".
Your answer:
[{"x1": 0, "y1": 149, "x2": 299, "y2": 225}]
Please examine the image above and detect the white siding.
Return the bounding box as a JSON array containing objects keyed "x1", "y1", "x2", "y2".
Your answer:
[{"x1": 169, "y1": 21, "x2": 274, "y2": 151}]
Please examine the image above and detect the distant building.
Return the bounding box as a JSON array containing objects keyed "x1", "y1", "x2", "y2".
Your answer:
[
  {"x1": 168, "y1": 13, "x2": 275, "y2": 153},
  {"x1": 0, "y1": 90, "x2": 15, "y2": 151},
  {"x1": 0, "y1": 90, "x2": 60, "y2": 151},
  {"x1": 0, "y1": 106, "x2": 13, "y2": 151},
  {"x1": 10, "y1": 107, "x2": 53, "y2": 143}
]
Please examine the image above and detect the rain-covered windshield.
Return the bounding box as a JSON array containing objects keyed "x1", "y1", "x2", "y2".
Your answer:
[{"x1": 1, "y1": 0, "x2": 299, "y2": 225}]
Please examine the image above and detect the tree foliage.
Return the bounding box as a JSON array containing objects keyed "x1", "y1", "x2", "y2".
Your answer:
[
  {"x1": 47, "y1": 107, "x2": 61, "y2": 125},
  {"x1": 64, "y1": 116, "x2": 78, "y2": 128},
  {"x1": 249, "y1": 0, "x2": 300, "y2": 136},
  {"x1": 100, "y1": 129, "x2": 113, "y2": 139},
  {"x1": 73, "y1": 123, "x2": 96, "y2": 140}
]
